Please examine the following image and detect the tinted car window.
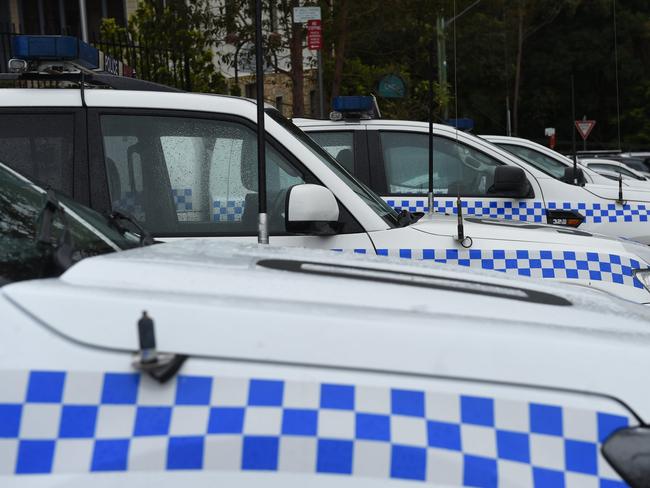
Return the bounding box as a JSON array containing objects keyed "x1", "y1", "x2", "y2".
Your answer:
[
  {"x1": 0, "y1": 164, "x2": 134, "y2": 284},
  {"x1": 380, "y1": 132, "x2": 503, "y2": 196},
  {"x1": 101, "y1": 115, "x2": 309, "y2": 236},
  {"x1": 0, "y1": 114, "x2": 74, "y2": 195},
  {"x1": 307, "y1": 131, "x2": 355, "y2": 173}
]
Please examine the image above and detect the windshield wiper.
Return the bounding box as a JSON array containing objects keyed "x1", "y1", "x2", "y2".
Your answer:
[
  {"x1": 395, "y1": 209, "x2": 424, "y2": 227},
  {"x1": 36, "y1": 189, "x2": 74, "y2": 272},
  {"x1": 108, "y1": 210, "x2": 155, "y2": 247}
]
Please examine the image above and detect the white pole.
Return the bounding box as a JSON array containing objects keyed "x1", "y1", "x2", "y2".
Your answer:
[
  {"x1": 79, "y1": 0, "x2": 89, "y2": 42},
  {"x1": 318, "y1": 50, "x2": 324, "y2": 118}
]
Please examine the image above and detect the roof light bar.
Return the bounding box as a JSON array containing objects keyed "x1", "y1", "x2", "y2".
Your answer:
[
  {"x1": 330, "y1": 96, "x2": 381, "y2": 120},
  {"x1": 12, "y1": 35, "x2": 99, "y2": 70}
]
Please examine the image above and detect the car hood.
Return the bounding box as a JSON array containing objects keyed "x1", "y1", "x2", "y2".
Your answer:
[
  {"x1": 585, "y1": 183, "x2": 650, "y2": 201},
  {"x1": 4, "y1": 239, "x2": 650, "y2": 418},
  {"x1": 407, "y1": 211, "x2": 633, "y2": 250}
]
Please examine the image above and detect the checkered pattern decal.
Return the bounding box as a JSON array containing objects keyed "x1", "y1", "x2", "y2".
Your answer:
[
  {"x1": 385, "y1": 197, "x2": 650, "y2": 224},
  {"x1": 212, "y1": 199, "x2": 245, "y2": 222},
  {"x1": 112, "y1": 191, "x2": 145, "y2": 220},
  {"x1": 0, "y1": 370, "x2": 631, "y2": 486},
  {"x1": 369, "y1": 249, "x2": 645, "y2": 289},
  {"x1": 172, "y1": 188, "x2": 193, "y2": 212}
]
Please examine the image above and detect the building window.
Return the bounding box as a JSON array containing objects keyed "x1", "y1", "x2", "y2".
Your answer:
[{"x1": 275, "y1": 96, "x2": 283, "y2": 115}]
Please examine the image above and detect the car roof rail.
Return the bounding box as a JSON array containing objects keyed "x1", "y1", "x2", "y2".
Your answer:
[{"x1": 0, "y1": 71, "x2": 183, "y2": 92}]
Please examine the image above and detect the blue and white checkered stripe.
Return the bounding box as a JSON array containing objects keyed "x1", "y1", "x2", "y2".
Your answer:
[
  {"x1": 385, "y1": 198, "x2": 650, "y2": 224},
  {"x1": 0, "y1": 370, "x2": 630, "y2": 486},
  {"x1": 112, "y1": 191, "x2": 145, "y2": 220},
  {"x1": 338, "y1": 249, "x2": 645, "y2": 289},
  {"x1": 212, "y1": 199, "x2": 245, "y2": 222},
  {"x1": 172, "y1": 188, "x2": 193, "y2": 212}
]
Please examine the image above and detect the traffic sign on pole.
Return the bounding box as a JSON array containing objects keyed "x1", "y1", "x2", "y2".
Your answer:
[
  {"x1": 293, "y1": 6, "x2": 321, "y2": 23},
  {"x1": 307, "y1": 19, "x2": 322, "y2": 50},
  {"x1": 575, "y1": 119, "x2": 596, "y2": 140}
]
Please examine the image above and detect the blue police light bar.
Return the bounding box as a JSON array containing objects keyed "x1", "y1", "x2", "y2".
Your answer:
[
  {"x1": 445, "y1": 118, "x2": 474, "y2": 131},
  {"x1": 332, "y1": 96, "x2": 374, "y2": 113},
  {"x1": 11, "y1": 35, "x2": 99, "y2": 70}
]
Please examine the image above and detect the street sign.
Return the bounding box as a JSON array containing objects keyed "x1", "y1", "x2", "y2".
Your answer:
[
  {"x1": 307, "y1": 19, "x2": 322, "y2": 50},
  {"x1": 575, "y1": 119, "x2": 596, "y2": 140},
  {"x1": 293, "y1": 6, "x2": 321, "y2": 23},
  {"x1": 377, "y1": 74, "x2": 406, "y2": 98}
]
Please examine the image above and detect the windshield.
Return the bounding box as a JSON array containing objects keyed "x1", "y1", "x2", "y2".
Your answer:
[
  {"x1": 588, "y1": 163, "x2": 645, "y2": 180},
  {"x1": 497, "y1": 143, "x2": 567, "y2": 179},
  {"x1": 266, "y1": 109, "x2": 400, "y2": 227},
  {"x1": 0, "y1": 163, "x2": 138, "y2": 284}
]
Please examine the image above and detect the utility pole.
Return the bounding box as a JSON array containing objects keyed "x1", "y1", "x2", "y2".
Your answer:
[{"x1": 79, "y1": 0, "x2": 88, "y2": 42}]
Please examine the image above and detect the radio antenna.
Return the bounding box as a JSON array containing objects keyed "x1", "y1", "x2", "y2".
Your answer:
[
  {"x1": 427, "y1": 39, "x2": 435, "y2": 217},
  {"x1": 612, "y1": 0, "x2": 622, "y2": 151},
  {"x1": 571, "y1": 73, "x2": 578, "y2": 185},
  {"x1": 255, "y1": 0, "x2": 268, "y2": 244}
]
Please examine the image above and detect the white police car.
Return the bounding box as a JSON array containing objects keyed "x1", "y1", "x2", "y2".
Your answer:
[
  {"x1": 580, "y1": 159, "x2": 650, "y2": 185},
  {"x1": 4, "y1": 36, "x2": 650, "y2": 304},
  {"x1": 2, "y1": 238, "x2": 650, "y2": 487},
  {"x1": 295, "y1": 98, "x2": 650, "y2": 245}
]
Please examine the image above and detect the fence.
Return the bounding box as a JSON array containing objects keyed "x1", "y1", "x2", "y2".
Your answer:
[
  {"x1": 0, "y1": 27, "x2": 190, "y2": 91},
  {"x1": 92, "y1": 32, "x2": 192, "y2": 91}
]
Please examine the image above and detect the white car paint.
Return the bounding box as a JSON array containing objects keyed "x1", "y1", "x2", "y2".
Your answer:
[{"x1": 1, "y1": 239, "x2": 649, "y2": 486}]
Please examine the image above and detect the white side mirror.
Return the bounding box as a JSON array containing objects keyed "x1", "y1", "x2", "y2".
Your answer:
[{"x1": 286, "y1": 184, "x2": 340, "y2": 235}]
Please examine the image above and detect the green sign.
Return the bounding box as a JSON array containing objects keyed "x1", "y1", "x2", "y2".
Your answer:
[{"x1": 377, "y1": 74, "x2": 406, "y2": 99}]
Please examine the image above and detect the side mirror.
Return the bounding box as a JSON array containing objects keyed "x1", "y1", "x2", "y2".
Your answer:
[
  {"x1": 286, "y1": 184, "x2": 340, "y2": 235},
  {"x1": 488, "y1": 166, "x2": 532, "y2": 198},
  {"x1": 562, "y1": 166, "x2": 586, "y2": 186},
  {"x1": 602, "y1": 426, "x2": 650, "y2": 487}
]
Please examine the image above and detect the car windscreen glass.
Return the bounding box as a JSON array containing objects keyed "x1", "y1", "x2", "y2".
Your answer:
[
  {"x1": 589, "y1": 163, "x2": 643, "y2": 180},
  {"x1": 497, "y1": 143, "x2": 566, "y2": 179},
  {"x1": 267, "y1": 109, "x2": 399, "y2": 227},
  {"x1": 0, "y1": 164, "x2": 129, "y2": 283}
]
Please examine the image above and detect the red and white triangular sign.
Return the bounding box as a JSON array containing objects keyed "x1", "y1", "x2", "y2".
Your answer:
[{"x1": 575, "y1": 120, "x2": 596, "y2": 140}]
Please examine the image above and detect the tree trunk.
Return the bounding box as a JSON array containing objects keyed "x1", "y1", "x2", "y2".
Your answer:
[
  {"x1": 513, "y1": 1, "x2": 524, "y2": 136},
  {"x1": 331, "y1": 0, "x2": 349, "y2": 101},
  {"x1": 290, "y1": 0, "x2": 304, "y2": 117}
]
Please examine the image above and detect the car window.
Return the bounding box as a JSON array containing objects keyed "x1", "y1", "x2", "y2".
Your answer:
[
  {"x1": 380, "y1": 132, "x2": 504, "y2": 196},
  {"x1": 0, "y1": 113, "x2": 74, "y2": 195},
  {"x1": 0, "y1": 164, "x2": 131, "y2": 284},
  {"x1": 307, "y1": 131, "x2": 355, "y2": 173},
  {"x1": 589, "y1": 163, "x2": 643, "y2": 180},
  {"x1": 100, "y1": 115, "x2": 310, "y2": 236},
  {"x1": 497, "y1": 143, "x2": 566, "y2": 179}
]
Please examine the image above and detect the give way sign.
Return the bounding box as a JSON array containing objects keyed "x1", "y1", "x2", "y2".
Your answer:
[{"x1": 575, "y1": 119, "x2": 596, "y2": 140}]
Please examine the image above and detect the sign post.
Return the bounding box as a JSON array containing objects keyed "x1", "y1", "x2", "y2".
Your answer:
[
  {"x1": 544, "y1": 127, "x2": 556, "y2": 149},
  {"x1": 575, "y1": 117, "x2": 596, "y2": 151},
  {"x1": 294, "y1": 7, "x2": 323, "y2": 118}
]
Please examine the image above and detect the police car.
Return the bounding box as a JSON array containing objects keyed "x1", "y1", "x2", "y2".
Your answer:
[
  {"x1": 2, "y1": 239, "x2": 650, "y2": 487},
  {"x1": 481, "y1": 135, "x2": 647, "y2": 188},
  {"x1": 4, "y1": 36, "x2": 650, "y2": 304},
  {"x1": 295, "y1": 98, "x2": 650, "y2": 246},
  {"x1": 580, "y1": 159, "x2": 650, "y2": 185}
]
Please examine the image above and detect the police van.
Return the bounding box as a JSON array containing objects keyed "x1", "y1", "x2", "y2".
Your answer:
[
  {"x1": 2, "y1": 238, "x2": 650, "y2": 487},
  {"x1": 295, "y1": 99, "x2": 650, "y2": 245},
  {"x1": 4, "y1": 35, "x2": 650, "y2": 304}
]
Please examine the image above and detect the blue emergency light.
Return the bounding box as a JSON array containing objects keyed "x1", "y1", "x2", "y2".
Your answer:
[
  {"x1": 445, "y1": 118, "x2": 474, "y2": 131},
  {"x1": 11, "y1": 35, "x2": 99, "y2": 70},
  {"x1": 330, "y1": 96, "x2": 381, "y2": 120}
]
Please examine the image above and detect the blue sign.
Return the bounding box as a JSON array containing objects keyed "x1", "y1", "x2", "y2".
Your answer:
[{"x1": 377, "y1": 74, "x2": 406, "y2": 99}]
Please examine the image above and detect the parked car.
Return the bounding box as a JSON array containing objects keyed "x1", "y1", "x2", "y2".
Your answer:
[
  {"x1": 580, "y1": 159, "x2": 650, "y2": 184},
  {"x1": 295, "y1": 105, "x2": 650, "y2": 246},
  {"x1": 2, "y1": 238, "x2": 650, "y2": 486},
  {"x1": 3, "y1": 36, "x2": 650, "y2": 304}
]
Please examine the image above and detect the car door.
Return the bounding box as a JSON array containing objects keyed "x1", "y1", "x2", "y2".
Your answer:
[
  {"x1": 371, "y1": 129, "x2": 546, "y2": 223},
  {"x1": 88, "y1": 109, "x2": 373, "y2": 250}
]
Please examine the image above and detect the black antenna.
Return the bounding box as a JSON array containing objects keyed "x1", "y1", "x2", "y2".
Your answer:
[
  {"x1": 456, "y1": 192, "x2": 464, "y2": 242},
  {"x1": 428, "y1": 39, "x2": 435, "y2": 216},
  {"x1": 255, "y1": 0, "x2": 268, "y2": 244},
  {"x1": 571, "y1": 73, "x2": 577, "y2": 185},
  {"x1": 613, "y1": 0, "x2": 622, "y2": 151},
  {"x1": 617, "y1": 173, "x2": 625, "y2": 205}
]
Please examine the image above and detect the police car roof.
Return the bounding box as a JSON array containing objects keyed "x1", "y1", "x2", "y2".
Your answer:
[{"x1": 4, "y1": 239, "x2": 650, "y2": 419}]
